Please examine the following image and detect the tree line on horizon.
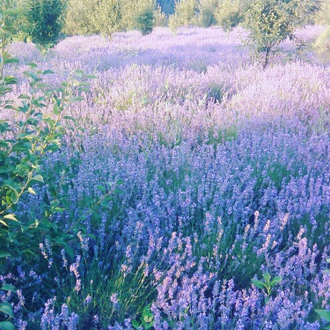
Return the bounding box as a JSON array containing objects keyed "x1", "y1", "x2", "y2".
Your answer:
[{"x1": 2, "y1": 0, "x2": 329, "y2": 51}]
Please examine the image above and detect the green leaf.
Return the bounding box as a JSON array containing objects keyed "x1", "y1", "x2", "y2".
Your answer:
[
  {"x1": 3, "y1": 214, "x2": 18, "y2": 222},
  {"x1": 4, "y1": 76, "x2": 17, "y2": 85},
  {"x1": 1, "y1": 284, "x2": 16, "y2": 292},
  {"x1": 0, "y1": 252, "x2": 11, "y2": 258},
  {"x1": 18, "y1": 94, "x2": 31, "y2": 100},
  {"x1": 63, "y1": 116, "x2": 76, "y2": 122},
  {"x1": 96, "y1": 185, "x2": 106, "y2": 193},
  {"x1": 53, "y1": 103, "x2": 60, "y2": 115},
  {"x1": 0, "y1": 321, "x2": 15, "y2": 330},
  {"x1": 263, "y1": 272, "x2": 271, "y2": 282},
  {"x1": 0, "y1": 141, "x2": 8, "y2": 148},
  {"x1": 27, "y1": 62, "x2": 38, "y2": 68},
  {"x1": 270, "y1": 276, "x2": 282, "y2": 286},
  {"x1": 316, "y1": 309, "x2": 330, "y2": 322},
  {"x1": 143, "y1": 314, "x2": 153, "y2": 323},
  {"x1": 251, "y1": 279, "x2": 266, "y2": 289},
  {"x1": 42, "y1": 70, "x2": 54, "y2": 75},
  {"x1": 0, "y1": 303, "x2": 14, "y2": 318},
  {"x1": 28, "y1": 187, "x2": 36, "y2": 195},
  {"x1": 132, "y1": 320, "x2": 140, "y2": 329},
  {"x1": 32, "y1": 175, "x2": 43, "y2": 182},
  {"x1": 3, "y1": 58, "x2": 19, "y2": 65}
]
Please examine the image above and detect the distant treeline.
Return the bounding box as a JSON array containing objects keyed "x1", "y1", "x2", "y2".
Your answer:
[{"x1": 4, "y1": 0, "x2": 330, "y2": 47}]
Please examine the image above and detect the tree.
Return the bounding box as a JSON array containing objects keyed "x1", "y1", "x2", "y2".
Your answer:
[
  {"x1": 135, "y1": 4, "x2": 155, "y2": 35},
  {"x1": 169, "y1": 0, "x2": 197, "y2": 30},
  {"x1": 64, "y1": 0, "x2": 121, "y2": 36},
  {"x1": 26, "y1": 0, "x2": 66, "y2": 46},
  {"x1": 199, "y1": 0, "x2": 217, "y2": 27},
  {"x1": 215, "y1": 0, "x2": 243, "y2": 31},
  {"x1": 244, "y1": 0, "x2": 321, "y2": 69},
  {"x1": 121, "y1": 0, "x2": 156, "y2": 34}
]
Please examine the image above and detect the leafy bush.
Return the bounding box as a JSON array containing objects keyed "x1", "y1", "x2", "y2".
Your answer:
[
  {"x1": 25, "y1": 0, "x2": 66, "y2": 46},
  {"x1": 135, "y1": 3, "x2": 155, "y2": 35},
  {"x1": 0, "y1": 7, "x2": 95, "y2": 328},
  {"x1": 215, "y1": 0, "x2": 243, "y2": 31}
]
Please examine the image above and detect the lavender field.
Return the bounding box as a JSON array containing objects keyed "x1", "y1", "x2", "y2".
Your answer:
[{"x1": 2, "y1": 26, "x2": 330, "y2": 329}]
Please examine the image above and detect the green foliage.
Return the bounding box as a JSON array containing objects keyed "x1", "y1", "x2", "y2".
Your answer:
[
  {"x1": 25, "y1": 0, "x2": 66, "y2": 46},
  {"x1": 135, "y1": 3, "x2": 155, "y2": 35},
  {"x1": 0, "y1": 1, "x2": 23, "y2": 37},
  {"x1": 64, "y1": 0, "x2": 121, "y2": 36},
  {"x1": 0, "y1": 9, "x2": 96, "y2": 327},
  {"x1": 215, "y1": 0, "x2": 243, "y2": 31},
  {"x1": 154, "y1": 4, "x2": 167, "y2": 26},
  {"x1": 0, "y1": 285, "x2": 15, "y2": 330},
  {"x1": 314, "y1": 26, "x2": 330, "y2": 63},
  {"x1": 315, "y1": 0, "x2": 330, "y2": 24},
  {"x1": 198, "y1": 0, "x2": 217, "y2": 27},
  {"x1": 244, "y1": 0, "x2": 322, "y2": 69},
  {"x1": 65, "y1": 0, "x2": 158, "y2": 36},
  {"x1": 0, "y1": 321, "x2": 15, "y2": 330},
  {"x1": 244, "y1": 0, "x2": 294, "y2": 69},
  {"x1": 314, "y1": 259, "x2": 330, "y2": 329},
  {"x1": 132, "y1": 304, "x2": 154, "y2": 329},
  {"x1": 252, "y1": 272, "x2": 282, "y2": 302},
  {"x1": 169, "y1": 0, "x2": 197, "y2": 30}
]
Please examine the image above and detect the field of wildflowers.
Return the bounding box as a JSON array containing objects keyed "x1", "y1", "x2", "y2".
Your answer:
[{"x1": 1, "y1": 26, "x2": 330, "y2": 329}]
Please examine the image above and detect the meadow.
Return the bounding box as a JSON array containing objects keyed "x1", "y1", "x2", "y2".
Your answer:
[{"x1": 1, "y1": 25, "x2": 330, "y2": 329}]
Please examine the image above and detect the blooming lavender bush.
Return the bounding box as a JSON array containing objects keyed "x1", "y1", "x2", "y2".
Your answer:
[{"x1": 1, "y1": 22, "x2": 330, "y2": 329}]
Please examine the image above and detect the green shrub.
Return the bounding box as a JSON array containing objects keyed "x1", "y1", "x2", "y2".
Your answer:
[
  {"x1": 25, "y1": 0, "x2": 66, "y2": 46},
  {"x1": 0, "y1": 8, "x2": 95, "y2": 328},
  {"x1": 215, "y1": 0, "x2": 243, "y2": 31},
  {"x1": 135, "y1": 3, "x2": 155, "y2": 35}
]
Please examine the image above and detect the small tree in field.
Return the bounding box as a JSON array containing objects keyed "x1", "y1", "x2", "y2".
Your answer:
[
  {"x1": 244, "y1": 0, "x2": 321, "y2": 69},
  {"x1": 26, "y1": 0, "x2": 66, "y2": 46},
  {"x1": 169, "y1": 0, "x2": 197, "y2": 30},
  {"x1": 198, "y1": 0, "x2": 217, "y2": 27},
  {"x1": 135, "y1": 6, "x2": 155, "y2": 35},
  {"x1": 215, "y1": 0, "x2": 243, "y2": 31},
  {"x1": 134, "y1": 0, "x2": 156, "y2": 35}
]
